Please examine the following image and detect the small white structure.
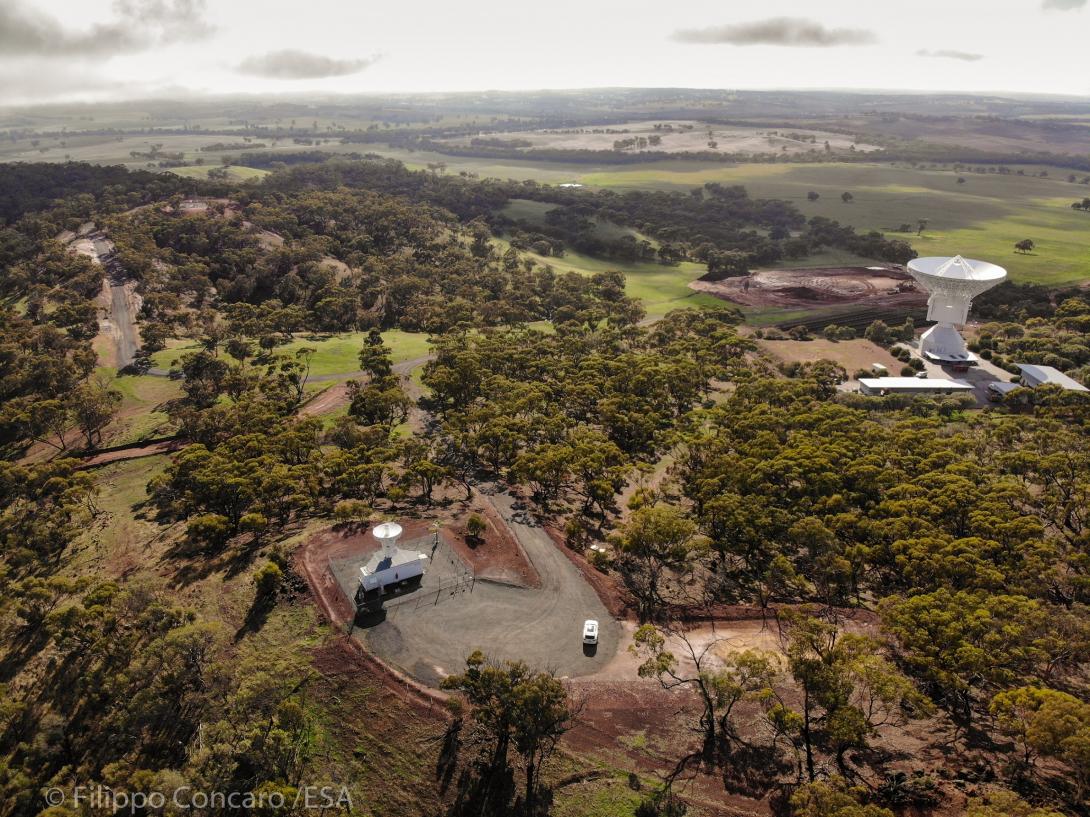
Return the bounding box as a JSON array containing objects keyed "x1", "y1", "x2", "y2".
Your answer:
[
  {"x1": 907, "y1": 256, "x2": 1007, "y2": 364},
  {"x1": 859, "y1": 377, "x2": 974, "y2": 396},
  {"x1": 871, "y1": 363, "x2": 889, "y2": 375},
  {"x1": 1017, "y1": 364, "x2": 1089, "y2": 392},
  {"x1": 359, "y1": 522, "x2": 429, "y2": 595}
]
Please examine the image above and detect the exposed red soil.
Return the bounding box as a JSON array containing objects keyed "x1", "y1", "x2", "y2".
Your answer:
[
  {"x1": 79, "y1": 438, "x2": 185, "y2": 468},
  {"x1": 450, "y1": 495, "x2": 541, "y2": 588},
  {"x1": 692, "y1": 266, "x2": 927, "y2": 311},
  {"x1": 298, "y1": 383, "x2": 350, "y2": 417},
  {"x1": 309, "y1": 633, "x2": 448, "y2": 720}
]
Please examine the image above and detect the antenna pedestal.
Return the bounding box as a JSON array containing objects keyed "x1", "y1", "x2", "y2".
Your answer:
[{"x1": 919, "y1": 323, "x2": 974, "y2": 363}]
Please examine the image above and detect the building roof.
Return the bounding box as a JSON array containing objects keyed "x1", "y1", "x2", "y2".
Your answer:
[
  {"x1": 1017, "y1": 364, "x2": 1089, "y2": 392},
  {"x1": 859, "y1": 377, "x2": 974, "y2": 391},
  {"x1": 362, "y1": 546, "x2": 428, "y2": 576},
  {"x1": 987, "y1": 381, "x2": 1023, "y2": 395}
]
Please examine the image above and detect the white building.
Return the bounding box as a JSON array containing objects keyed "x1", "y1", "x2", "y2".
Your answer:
[
  {"x1": 859, "y1": 377, "x2": 974, "y2": 396},
  {"x1": 1017, "y1": 364, "x2": 1089, "y2": 393},
  {"x1": 358, "y1": 522, "x2": 429, "y2": 597}
]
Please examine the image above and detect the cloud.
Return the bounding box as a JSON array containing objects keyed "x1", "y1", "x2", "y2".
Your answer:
[
  {"x1": 0, "y1": 0, "x2": 212, "y2": 58},
  {"x1": 672, "y1": 17, "x2": 877, "y2": 47},
  {"x1": 236, "y1": 49, "x2": 380, "y2": 80},
  {"x1": 1042, "y1": 0, "x2": 1085, "y2": 9},
  {"x1": 916, "y1": 49, "x2": 984, "y2": 62}
]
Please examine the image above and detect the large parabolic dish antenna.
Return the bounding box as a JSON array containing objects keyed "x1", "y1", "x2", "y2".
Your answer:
[{"x1": 906, "y1": 256, "x2": 1007, "y2": 364}]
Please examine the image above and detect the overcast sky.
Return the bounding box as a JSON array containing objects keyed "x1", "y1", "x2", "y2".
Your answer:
[{"x1": 1, "y1": 0, "x2": 1087, "y2": 106}]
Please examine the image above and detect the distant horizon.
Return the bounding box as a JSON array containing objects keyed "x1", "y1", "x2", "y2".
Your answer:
[{"x1": 3, "y1": 86, "x2": 1090, "y2": 115}]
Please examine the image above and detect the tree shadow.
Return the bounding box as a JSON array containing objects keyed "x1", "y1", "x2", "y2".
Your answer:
[
  {"x1": 446, "y1": 762, "x2": 517, "y2": 817},
  {"x1": 721, "y1": 742, "x2": 794, "y2": 798},
  {"x1": 235, "y1": 589, "x2": 276, "y2": 640},
  {"x1": 0, "y1": 624, "x2": 53, "y2": 682},
  {"x1": 436, "y1": 719, "x2": 462, "y2": 795}
]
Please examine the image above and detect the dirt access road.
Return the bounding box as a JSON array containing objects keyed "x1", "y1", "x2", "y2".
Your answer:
[
  {"x1": 76, "y1": 230, "x2": 140, "y2": 369},
  {"x1": 363, "y1": 486, "x2": 620, "y2": 686},
  {"x1": 107, "y1": 280, "x2": 140, "y2": 370}
]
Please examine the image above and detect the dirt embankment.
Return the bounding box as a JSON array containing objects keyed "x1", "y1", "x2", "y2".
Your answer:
[{"x1": 693, "y1": 266, "x2": 926, "y2": 311}]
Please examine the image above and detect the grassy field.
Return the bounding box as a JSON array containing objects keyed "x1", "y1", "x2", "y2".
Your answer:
[
  {"x1": 0, "y1": 131, "x2": 355, "y2": 169},
  {"x1": 579, "y1": 162, "x2": 1090, "y2": 286},
  {"x1": 94, "y1": 365, "x2": 181, "y2": 444},
  {"x1": 374, "y1": 153, "x2": 1090, "y2": 286},
  {"x1": 151, "y1": 329, "x2": 432, "y2": 377},
  {"x1": 493, "y1": 237, "x2": 723, "y2": 319},
  {"x1": 758, "y1": 337, "x2": 903, "y2": 373},
  {"x1": 166, "y1": 164, "x2": 270, "y2": 182}
]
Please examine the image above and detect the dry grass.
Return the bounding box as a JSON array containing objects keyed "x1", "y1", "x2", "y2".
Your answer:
[{"x1": 758, "y1": 337, "x2": 904, "y2": 374}]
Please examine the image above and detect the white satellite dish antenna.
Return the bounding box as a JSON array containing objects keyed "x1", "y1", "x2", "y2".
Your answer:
[
  {"x1": 907, "y1": 255, "x2": 1007, "y2": 363},
  {"x1": 372, "y1": 521, "x2": 403, "y2": 558}
]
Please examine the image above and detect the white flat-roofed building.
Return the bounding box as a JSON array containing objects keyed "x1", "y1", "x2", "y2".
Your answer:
[
  {"x1": 859, "y1": 377, "x2": 974, "y2": 396},
  {"x1": 1017, "y1": 364, "x2": 1089, "y2": 393},
  {"x1": 357, "y1": 522, "x2": 429, "y2": 597}
]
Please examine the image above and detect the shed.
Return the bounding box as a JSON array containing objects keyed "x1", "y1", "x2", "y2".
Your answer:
[
  {"x1": 1016, "y1": 364, "x2": 1089, "y2": 393},
  {"x1": 987, "y1": 381, "x2": 1022, "y2": 400},
  {"x1": 859, "y1": 377, "x2": 974, "y2": 396}
]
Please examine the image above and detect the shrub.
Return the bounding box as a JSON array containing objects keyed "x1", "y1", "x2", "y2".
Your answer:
[
  {"x1": 465, "y1": 512, "x2": 486, "y2": 542},
  {"x1": 334, "y1": 499, "x2": 372, "y2": 523},
  {"x1": 186, "y1": 513, "x2": 232, "y2": 549},
  {"x1": 253, "y1": 561, "x2": 283, "y2": 601}
]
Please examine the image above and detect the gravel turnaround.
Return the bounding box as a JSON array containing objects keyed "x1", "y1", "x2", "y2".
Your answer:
[{"x1": 361, "y1": 488, "x2": 620, "y2": 687}]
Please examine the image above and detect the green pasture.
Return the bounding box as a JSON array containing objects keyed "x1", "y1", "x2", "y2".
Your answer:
[
  {"x1": 365, "y1": 155, "x2": 1090, "y2": 287},
  {"x1": 579, "y1": 162, "x2": 1090, "y2": 285},
  {"x1": 493, "y1": 237, "x2": 722, "y2": 318},
  {"x1": 167, "y1": 164, "x2": 269, "y2": 182},
  {"x1": 150, "y1": 329, "x2": 432, "y2": 378},
  {"x1": 401, "y1": 156, "x2": 1090, "y2": 287},
  {"x1": 94, "y1": 365, "x2": 181, "y2": 445}
]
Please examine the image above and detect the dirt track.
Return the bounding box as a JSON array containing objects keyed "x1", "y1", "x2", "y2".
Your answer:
[
  {"x1": 108, "y1": 277, "x2": 141, "y2": 369},
  {"x1": 76, "y1": 230, "x2": 142, "y2": 369}
]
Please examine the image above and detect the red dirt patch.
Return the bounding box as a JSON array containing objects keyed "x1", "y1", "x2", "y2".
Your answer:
[
  {"x1": 449, "y1": 497, "x2": 541, "y2": 588},
  {"x1": 79, "y1": 438, "x2": 184, "y2": 468},
  {"x1": 299, "y1": 383, "x2": 350, "y2": 417},
  {"x1": 692, "y1": 266, "x2": 926, "y2": 311}
]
